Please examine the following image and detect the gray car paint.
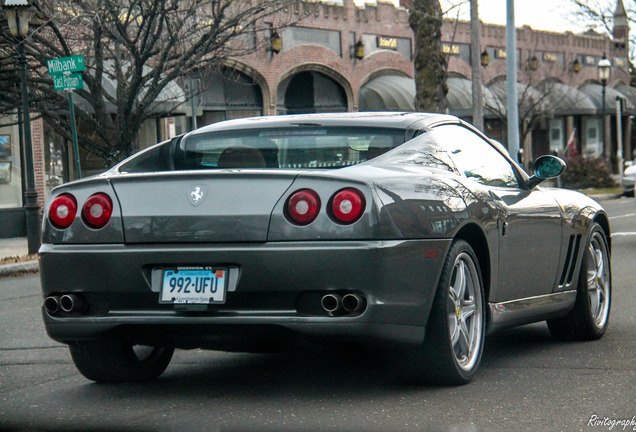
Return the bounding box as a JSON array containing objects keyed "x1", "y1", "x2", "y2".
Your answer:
[{"x1": 39, "y1": 112, "x2": 610, "y2": 351}]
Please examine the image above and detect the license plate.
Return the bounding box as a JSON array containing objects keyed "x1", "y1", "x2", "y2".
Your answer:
[{"x1": 160, "y1": 267, "x2": 227, "y2": 304}]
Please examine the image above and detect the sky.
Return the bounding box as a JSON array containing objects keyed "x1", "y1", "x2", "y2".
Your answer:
[
  {"x1": 441, "y1": 0, "x2": 591, "y2": 33},
  {"x1": 350, "y1": 0, "x2": 604, "y2": 34}
]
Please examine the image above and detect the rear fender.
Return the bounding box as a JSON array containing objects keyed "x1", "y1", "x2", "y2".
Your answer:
[{"x1": 42, "y1": 180, "x2": 124, "y2": 245}]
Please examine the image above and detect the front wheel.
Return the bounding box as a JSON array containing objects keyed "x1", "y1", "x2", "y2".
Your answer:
[
  {"x1": 69, "y1": 341, "x2": 174, "y2": 383},
  {"x1": 408, "y1": 240, "x2": 486, "y2": 385},
  {"x1": 548, "y1": 223, "x2": 611, "y2": 340}
]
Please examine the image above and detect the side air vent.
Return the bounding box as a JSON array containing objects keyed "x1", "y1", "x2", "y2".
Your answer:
[{"x1": 558, "y1": 234, "x2": 581, "y2": 288}]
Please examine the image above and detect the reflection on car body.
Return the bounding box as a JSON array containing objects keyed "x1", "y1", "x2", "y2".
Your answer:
[{"x1": 39, "y1": 112, "x2": 612, "y2": 385}]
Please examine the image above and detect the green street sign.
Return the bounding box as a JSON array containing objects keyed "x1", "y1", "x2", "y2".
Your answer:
[
  {"x1": 53, "y1": 73, "x2": 84, "y2": 90},
  {"x1": 47, "y1": 55, "x2": 85, "y2": 75}
]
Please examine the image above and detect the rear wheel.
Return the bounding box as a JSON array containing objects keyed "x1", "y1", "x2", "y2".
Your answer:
[
  {"x1": 69, "y1": 340, "x2": 174, "y2": 383},
  {"x1": 548, "y1": 223, "x2": 611, "y2": 340},
  {"x1": 408, "y1": 240, "x2": 486, "y2": 385}
]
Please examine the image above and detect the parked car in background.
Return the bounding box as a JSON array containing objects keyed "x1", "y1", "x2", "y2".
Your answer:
[
  {"x1": 39, "y1": 112, "x2": 612, "y2": 386},
  {"x1": 622, "y1": 158, "x2": 636, "y2": 197}
]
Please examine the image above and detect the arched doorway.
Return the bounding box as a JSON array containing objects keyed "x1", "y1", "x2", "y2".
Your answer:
[
  {"x1": 186, "y1": 67, "x2": 264, "y2": 127},
  {"x1": 277, "y1": 71, "x2": 347, "y2": 115}
]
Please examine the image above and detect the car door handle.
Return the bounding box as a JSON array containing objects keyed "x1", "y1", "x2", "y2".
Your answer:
[{"x1": 502, "y1": 221, "x2": 509, "y2": 236}]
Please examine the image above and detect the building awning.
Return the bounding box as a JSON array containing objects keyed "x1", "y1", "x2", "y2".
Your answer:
[
  {"x1": 359, "y1": 75, "x2": 415, "y2": 111},
  {"x1": 198, "y1": 68, "x2": 263, "y2": 110},
  {"x1": 487, "y1": 81, "x2": 546, "y2": 118},
  {"x1": 446, "y1": 77, "x2": 504, "y2": 118},
  {"x1": 535, "y1": 82, "x2": 597, "y2": 116},
  {"x1": 579, "y1": 83, "x2": 635, "y2": 115},
  {"x1": 608, "y1": 84, "x2": 636, "y2": 115},
  {"x1": 359, "y1": 75, "x2": 502, "y2": 118}
]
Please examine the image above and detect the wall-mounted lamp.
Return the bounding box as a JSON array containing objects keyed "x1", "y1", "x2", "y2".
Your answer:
[
  {"x1": 572, "y1": 58, "x2": 581, "y2": 73},
  {"x1": 480, "y1": 49, "x2": 489, "y2": 67},
  {"x1": 528, "y1": 55, "x2": 539, "y2": 71},
  {"x1": 269, "y1": 30, "x2": 282, "y2": 54},
  {"x1": 353, "y1": 38, "x2": 365, "y2": 60}
]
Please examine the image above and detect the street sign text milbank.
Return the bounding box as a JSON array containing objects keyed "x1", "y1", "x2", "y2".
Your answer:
[{"x1": 47, "y1": 55, "x2": 85, "y2": 75}]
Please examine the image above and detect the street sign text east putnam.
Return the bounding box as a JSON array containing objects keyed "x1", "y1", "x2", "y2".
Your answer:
[
  {"x1": 53, "y1": 73, "x2": 84, "y2": 91},
  {"x1": 47, "y1": 55, "x2": 85, "y2": 75}
]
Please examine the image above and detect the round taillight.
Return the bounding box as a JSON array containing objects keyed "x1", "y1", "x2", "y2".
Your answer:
[
  {"x1": 330, "y1": 188, "x2": 365, "y2": 224},
  {"x1": 82, "y1": 193, "x2": 113, "y2": 229},
  {"x1": 286, "y1": 189, "x2": 321, "y2": 225},
  {"x1": 49, "y1": 194, "x2": 77, "y2": 229}
]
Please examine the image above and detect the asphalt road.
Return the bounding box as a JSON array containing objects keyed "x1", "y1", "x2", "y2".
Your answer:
[{"x1": 1, "y1": 197, "x2": 635, "y2": 432}]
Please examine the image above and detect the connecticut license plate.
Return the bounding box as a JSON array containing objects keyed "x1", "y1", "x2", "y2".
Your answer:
[{"x1": 160, "y1": 267, "x2": 227, "y2": 304}]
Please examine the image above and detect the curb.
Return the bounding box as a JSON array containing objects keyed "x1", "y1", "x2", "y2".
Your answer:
[{"x1": 0, "y1": 260, "x2": 39, "y2": 277}]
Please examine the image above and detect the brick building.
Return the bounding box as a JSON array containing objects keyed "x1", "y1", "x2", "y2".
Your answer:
[{"x1": 0, "y1": 0, "x2": 632, "y2": 237}]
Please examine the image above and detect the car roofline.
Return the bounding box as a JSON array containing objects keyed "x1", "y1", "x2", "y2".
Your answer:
[{"x1": 187, "y1": 112, "x2": 459, "y2": 136}]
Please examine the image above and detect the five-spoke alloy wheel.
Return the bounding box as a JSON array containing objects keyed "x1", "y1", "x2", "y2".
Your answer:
[
  {"x1": 416, "y1": 239, "x2": 486, "y2": 385},
  {"x1": 548, "y1": 222, "x2": 611, "y2": 341}
]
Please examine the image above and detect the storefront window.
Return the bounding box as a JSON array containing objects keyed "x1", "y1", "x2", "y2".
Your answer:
[
  {"x1": 549, "y1": 119, "x2": 564, "y2": 152},
  {"x1": 0, "y1": 121, "x2": 23, "y2": 209},
  {"x1": 584, "y1": 117, "x2": 602, "y2": 157}
]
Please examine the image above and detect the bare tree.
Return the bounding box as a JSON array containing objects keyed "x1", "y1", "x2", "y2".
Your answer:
[
  {"x1": 486, "y1": 62, "x2": 593, "y2": 162},
  {"x1": 570, "y1": 0, "x2": 619, "y2": 34},
  {"x1": 409, "y1": 0, "x2": 448, "y2": 112},
  {"x1": 570, "y1": 0, "x2": 636, "y2": 59},
  {"x1": 0, "y1": 0, "x2": 300, "y2": 164}
]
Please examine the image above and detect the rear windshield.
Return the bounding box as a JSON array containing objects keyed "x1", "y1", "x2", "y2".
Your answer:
[{"x1": 175, "y1": 127, "x2": 406, "y2": 170}]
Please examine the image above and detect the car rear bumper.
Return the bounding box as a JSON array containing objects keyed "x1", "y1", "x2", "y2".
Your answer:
[{"x1": 39, "y1": 239, "x2": 451, "y2": 349}]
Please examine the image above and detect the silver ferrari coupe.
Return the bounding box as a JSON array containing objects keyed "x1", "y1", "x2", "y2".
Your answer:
[{"x1": 39, "y1": 112, "x2": 611, "y2": 385}]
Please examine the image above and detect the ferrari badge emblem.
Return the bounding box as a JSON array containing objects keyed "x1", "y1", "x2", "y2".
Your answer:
[{"x1": 189, "y1": 185, "x2": 207, "y2": 206}]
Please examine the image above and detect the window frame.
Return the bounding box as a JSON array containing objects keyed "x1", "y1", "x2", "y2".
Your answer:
[{"x1": 429, "y1": 121, "x2": 530, "y2": 189}]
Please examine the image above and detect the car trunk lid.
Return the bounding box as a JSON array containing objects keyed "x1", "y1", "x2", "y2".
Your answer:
[{"x1": 110, "y1": 171, "x2": 297, "y2": 243}]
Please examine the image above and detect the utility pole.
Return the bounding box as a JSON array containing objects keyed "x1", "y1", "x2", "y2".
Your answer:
[
  {"x1": 506, "y1": 0, "x2": 520, "y2": 163},
  {"x1": 470, "y1": 0, "x2": 484, "y2": 131}
]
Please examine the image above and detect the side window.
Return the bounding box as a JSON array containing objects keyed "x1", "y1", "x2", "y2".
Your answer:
[{"x1": 431, "y1": 125, "x2": 520, "y2": 188}]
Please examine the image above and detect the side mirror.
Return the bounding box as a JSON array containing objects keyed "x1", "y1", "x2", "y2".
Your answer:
[{"x1": 527, "y1": 155, "x2": 566, "y2": 188}]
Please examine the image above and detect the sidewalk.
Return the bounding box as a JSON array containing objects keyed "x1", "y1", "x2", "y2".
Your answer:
[{"x1": 0, "y1": 237, "x2": 39, "y2": 277}]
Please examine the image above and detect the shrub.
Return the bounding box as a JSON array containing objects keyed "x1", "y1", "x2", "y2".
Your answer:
[{"x1": 560, "y1": 156, "x2": 617, "y2": 190}]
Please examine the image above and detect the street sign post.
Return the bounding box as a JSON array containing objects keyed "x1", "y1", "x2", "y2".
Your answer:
[{"x1": 48, "y1": 55, "x2": 85, "y2": 178}]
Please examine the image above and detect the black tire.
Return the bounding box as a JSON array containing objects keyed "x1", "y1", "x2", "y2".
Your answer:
[
  {"x1": 407, "y1": 240, "x2": 486, "y2": 385},
  {"x1": 548, "y1": 223, "x2": 611, "y2": 341},
  {"x1": 69, "y1": 340, "x2": 174, "y2": 383}
]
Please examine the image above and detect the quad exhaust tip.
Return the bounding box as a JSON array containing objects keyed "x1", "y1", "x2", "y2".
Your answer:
[
  {"x1": 44, "y1": 296, "x2": 60, "y2": 314},
  {"x1": 342, "y1": 293, "x2": 363, "y2": 312},
  {"x1": 321, "y1": 293, "x2": 342, "y2": 315},
  {"x1": 320, "y1": 293, "x2": 365, "y2": 315},
  {"x1": 60, "y1": 294, "x2": 87, "y2": 313},
  {"x1": 45, "y1": 294, "x2": 87, "y2": 314}
]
